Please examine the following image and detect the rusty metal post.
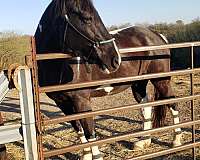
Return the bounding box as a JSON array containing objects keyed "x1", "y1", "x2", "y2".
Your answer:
[
  {"x1": 30, "y1": 37, "x2": 44, "y2": 160},
  {"x1": 190, "y1": 44, "x2": 196, "y2": 160}
]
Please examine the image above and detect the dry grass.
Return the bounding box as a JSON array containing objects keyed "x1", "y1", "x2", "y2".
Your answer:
[{"x1": 0, "y1": 35, "x2": 31, "y2": 71}]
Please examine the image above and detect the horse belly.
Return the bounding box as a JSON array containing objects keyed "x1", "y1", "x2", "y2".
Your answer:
[{"x1": 91, "y1": 85, "x2": 130, "y2": 97}]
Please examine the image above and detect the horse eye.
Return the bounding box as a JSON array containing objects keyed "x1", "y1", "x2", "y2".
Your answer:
[{"x1": 82, "y1": 17, "x2": 92, "y2": 25}]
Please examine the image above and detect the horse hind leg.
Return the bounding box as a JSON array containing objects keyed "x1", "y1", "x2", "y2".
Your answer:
[
  {"x1": 151, "y1": 79, "x2": 182, "y2": 147},
  {"x1": 131, "y1": 81, "x2": 152, "y2": 150},
  {"x1": 170, "y1": 106, "x2": 182, "y2": 147}
]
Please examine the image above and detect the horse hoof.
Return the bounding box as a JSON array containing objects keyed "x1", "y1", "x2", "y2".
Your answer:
[
  {"x1": 133, "y1": 139, "x2": 151, "y2": 150},
  {"x1": 82, "y1": 153, "x2": 93, "y2": 160},
  {"x1": 173, "y1": 134, "x2": 182, "y2": 147},
  {"x1": 82, "y1": 149, "x2": 93, "y2": 160}
]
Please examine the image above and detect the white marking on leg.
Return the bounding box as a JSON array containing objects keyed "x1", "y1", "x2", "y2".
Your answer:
[
  {"x1": 78, "y1": 128, "x2": 92, "y2": 160},
  {"x1": 77, "y1": 57, "x2": 81, "y2": 79},
  {"x1": 142, "y1": 106, "x2": 152, "y2": 131},
  {"x1": 134, "y1": 96, "x2": 152, "y2": 150},
  {"x1": 141, "y1": 96, "x2": 152, "y2": 131},
  {"x1": 170, "y1": 107, "x2": 182, "y2": 147},
  {"x1": 88, "y1": 138, "x2": 103, "y2": 160}
]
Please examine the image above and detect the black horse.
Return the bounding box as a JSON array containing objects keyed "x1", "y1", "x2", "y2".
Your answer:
[{"x1": 35, "y1": 0, "x2": 182, "y2": 159}]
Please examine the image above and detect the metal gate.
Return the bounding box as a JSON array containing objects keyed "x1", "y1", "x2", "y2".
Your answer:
[{"x1": 27, "y1": 36, "x2": 200, "y2": 159}]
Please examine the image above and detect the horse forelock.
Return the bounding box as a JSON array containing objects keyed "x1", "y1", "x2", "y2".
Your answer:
[
  {"x1": 50, "y1": 0, "x2": 95, "y2": 17},
  {"x1": 65, "y1": 0, "x2": 95, "y2": 14}
]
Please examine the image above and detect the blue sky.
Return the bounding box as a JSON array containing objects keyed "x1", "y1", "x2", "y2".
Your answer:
[{"x1": 0, "y1": 0, "x2": 200, "y2": 34}]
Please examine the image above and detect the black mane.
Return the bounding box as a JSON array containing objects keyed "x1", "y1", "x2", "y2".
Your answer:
[
  {"x1": 39, "y1": 0, "x2": 99, "y2": 29},
  {"x1": 52, "y1": 0, "x2": 97, "y2": 18}
]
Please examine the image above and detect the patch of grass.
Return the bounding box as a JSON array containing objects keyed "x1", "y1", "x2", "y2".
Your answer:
[{"x1": 0, "y1": 34, "x2": 31, "y2": 71}]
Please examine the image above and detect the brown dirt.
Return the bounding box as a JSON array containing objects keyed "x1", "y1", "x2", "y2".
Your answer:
[{"x1": 1, "y1": 74, "x2": 200, "y2": 160}]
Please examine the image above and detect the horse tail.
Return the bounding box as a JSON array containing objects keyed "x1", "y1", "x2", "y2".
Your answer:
[{"x1": 152, "y1": 89, "x2": 168, "y2": 128}]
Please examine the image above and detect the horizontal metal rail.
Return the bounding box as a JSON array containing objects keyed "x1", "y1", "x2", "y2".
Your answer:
[
  {"x1": 26, "y1": 41, "x2": 200, "y2": 62},
  {"x1": 119, "y1": 41, "x2": 200, "y2": 54},
  {"x1": 0, "y1": 124, "x2": 22, "y2": 144},
  {"x1": 43, "y1": 119, "x2": 200, "y2": 158},
  {"x1": 44, "y1": 94, "x2": 200, "y2": 125},
  {"x1": 40, "y1": 68, "x2": 200, "y2": 93},
  {"x1": 129, "y1": 142, "x2": 200, "y2": 160}
]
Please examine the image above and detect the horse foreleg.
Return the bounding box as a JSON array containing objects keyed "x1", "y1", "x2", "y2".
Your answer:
[
  {"x1": 78, "y1": 127, "x2": 93, "y2": 160},
  {"x1": 80, "y1": 119, "x2": 103, "y2": 160},
  {"x1": 78, "y1": 127, "x2": 103, "y2": 160},
  {"x1": 73, "y1": 93, "x2": 103, "y2": 160},
  {"x1": 134, "y1": 96, "x2": 152, "y2": 150},
  {"x1": 170, "y1": 107, "x2": 182, "y2": 147}
]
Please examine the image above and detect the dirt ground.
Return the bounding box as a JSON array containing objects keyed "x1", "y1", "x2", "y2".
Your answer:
[{"x1": 1, "y1": 74, "x2": 200, "y2": 160}]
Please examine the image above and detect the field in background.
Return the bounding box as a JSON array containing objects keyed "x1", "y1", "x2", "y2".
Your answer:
[{"x1": 0, "y1": 34, "x2": 31, "y2": 71}]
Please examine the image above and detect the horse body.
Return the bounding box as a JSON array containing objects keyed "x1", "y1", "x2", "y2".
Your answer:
[{"x1": 91, "y1": 26, "x2": 170, "y2": 97}]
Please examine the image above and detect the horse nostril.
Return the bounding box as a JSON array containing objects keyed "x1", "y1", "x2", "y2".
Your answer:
[{"x1": 111, "y1": 56, "x2": 119, "y2": 69}]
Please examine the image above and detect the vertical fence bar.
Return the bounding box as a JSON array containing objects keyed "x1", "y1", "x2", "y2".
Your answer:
[
  {"x1": 190, "y1": 44, "x2": 196, "y2": 160},
  {"x1": 0, "y1": 71, "x2": 9, "y2": 103},
  {"x1": 30, "y1": 37, "x2": 44, "y2": 160},
  {"x1": 18, "y1": 67, "x2": 38, "y2": 160}
]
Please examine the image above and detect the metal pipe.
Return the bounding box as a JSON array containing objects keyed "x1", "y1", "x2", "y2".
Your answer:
[
  {"x1": 30, "y1": 37, "x2": 44, "y2": 160},
  {"x1": 43, "y1": 119, "x2": 200, "y2": 158},
  {"x1": 119, "y1": 41, "x2": 200, "y2": 53},
  {"x1": 30, "y1": 41, "x2": 200, "y2": 61},
  {"x1": 43, "y1": 95, "x2": 200, "y2": 126},
  {"x1": 128, "y1": 142, "x2": 200, "y2": 160},
  {"x1": 40, "y1": 68, "x2": 200, "y2": 93},
  {"x1": 190, "y1": 45, "x2": 196, "y2": 160}
]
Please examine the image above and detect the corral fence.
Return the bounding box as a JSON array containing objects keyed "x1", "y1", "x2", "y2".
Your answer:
[
  {"x1": 0, "y1": 67, "x2": 38, "y2": 159},
  {"x1": 1, "y1": 36, "x2": 200, "y2": 159},
  {"x1": 25, "y1": 37, "x2": 200, "y2": 160}
]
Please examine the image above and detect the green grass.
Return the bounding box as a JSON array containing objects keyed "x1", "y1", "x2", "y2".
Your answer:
[{"x1": 0, "y1": 34, "x2": 31, "y2": 71}]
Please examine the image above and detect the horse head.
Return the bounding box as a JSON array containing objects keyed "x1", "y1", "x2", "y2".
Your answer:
[{"x1": 36, "y1": 0, "x2": 121, "y2": 74}]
